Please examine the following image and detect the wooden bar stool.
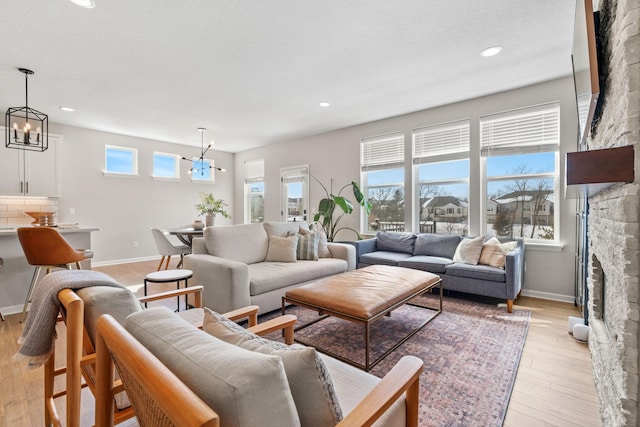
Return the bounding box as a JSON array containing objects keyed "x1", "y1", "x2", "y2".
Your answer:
[{"x1": 17, "y1": 227, "x2": 92, "y2": 322}]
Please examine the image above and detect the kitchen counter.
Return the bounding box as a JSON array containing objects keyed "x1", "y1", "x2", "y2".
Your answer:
[{"x1": 0, "y1": 226, "x2": 99, "y2": 316}]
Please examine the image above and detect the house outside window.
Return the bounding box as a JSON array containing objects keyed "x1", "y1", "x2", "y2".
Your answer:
[
  {"x1": 245, "y1": 160, "x2": 264, "y2": 223},
  {"x1": 413, "y1": 120, "x2": 470, "y2": 235},
  {"x1": 481, "y1": 102, "x2": 560, "y2": 241},
  {"x1": 105, "y1": 145, "x2": 138, "y2": 175},
  {"x1": 361, "y1": 132, "x2": 405, "y2": 232}
]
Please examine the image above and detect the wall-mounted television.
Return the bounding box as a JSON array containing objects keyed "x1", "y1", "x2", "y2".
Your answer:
[{"x1": 572, "y1": 0, "x2": 600, "y2": 147}]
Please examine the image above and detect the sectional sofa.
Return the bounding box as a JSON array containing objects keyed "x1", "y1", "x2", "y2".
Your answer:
[
  {"x1": 184, "y1": 221, "x2": 356, "y2": 314},
  {"x1": 350, "y1": 232, "x2": 525, "y2": 312}
]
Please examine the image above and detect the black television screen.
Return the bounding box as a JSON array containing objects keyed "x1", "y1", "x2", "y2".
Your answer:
[{"x1": 572, "y1": 0, "x2": 600, "y2": 146}]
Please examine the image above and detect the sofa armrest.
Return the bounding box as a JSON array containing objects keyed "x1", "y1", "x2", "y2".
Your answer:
[
  {"x1": 191, "y1": 237, "x2": 207, "y2": 254},
  {"x1": 504, "y1": 238, "x2": 525, "y2": 300},
  {"x1": 348, "y1": 238, "x2": 377, "y2": 266},
  {"x1": 327, "y1": 242, "x2": 356, "y2": 271},
  {"x1": 337, "y1": 355, "x2": 423, "y2": 427},
  {"x1": 183, "y1": 254, "x2": 251, "y2": 313}
]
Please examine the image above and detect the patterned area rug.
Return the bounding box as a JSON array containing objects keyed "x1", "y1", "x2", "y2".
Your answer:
[{"x1": 264, "y1": 293, "x2": 530, "y2": 427}]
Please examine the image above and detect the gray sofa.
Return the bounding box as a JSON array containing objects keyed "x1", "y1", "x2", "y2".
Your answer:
[
  {"x1": 184, "y1": 222, "x2": 356, "y2": 314},
  {"x1": 350, "y1": 232, "x2": 524, "y2": 312}
]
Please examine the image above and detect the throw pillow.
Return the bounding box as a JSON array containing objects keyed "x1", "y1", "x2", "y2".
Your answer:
[
  {"x1": 376, "y1": 231, "x2": 417, "y2": 254},
  {"x1": 307, "y1": 225, "x2": 331, "y2": 258},
  {"x1": 265, "y1": 234, "x2": 299, "y2": 262},
  {"x1": 296, "y1": 230, "x2": 320, "y2": 261},
  {"x1": 478, "y1": 239, "x2": 518, "y2": 268},
  {"x1": 203, "y1": 308, "x2": 343, "y2": 426},
  {"x1": 126, "y1": 307, "x2": 301, "y2": 427},
  {"x1": 452, "y1": 235, "x2": 485, "y2": 265}
]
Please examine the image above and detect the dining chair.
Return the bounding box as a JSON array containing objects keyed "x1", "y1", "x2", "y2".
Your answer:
[
  {"x1": 17, "y1": 227, "x2": 93, "y2": 322},
  {"x1": 151, "y1": 228, "x2": 191, "y2": 270}
]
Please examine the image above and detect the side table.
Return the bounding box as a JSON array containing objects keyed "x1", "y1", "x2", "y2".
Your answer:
[{"x1": 144, "y1": 269, "x2": 193, "y2": 311}]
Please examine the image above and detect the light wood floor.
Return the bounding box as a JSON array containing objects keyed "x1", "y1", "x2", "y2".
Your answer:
[{"x1": 1, "y1": 259, "x2": 601, "y2": 426}]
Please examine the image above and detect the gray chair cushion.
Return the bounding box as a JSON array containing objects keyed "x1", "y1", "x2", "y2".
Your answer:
[
  {"x1": 375, "y1": 232, "x2": 416, "y2": 254},
  {"x1": 359, "y1": 251, "x2": 412, "y2": 267},
  {"x1": 125, "y1": 307, "x2": 301, "y2": 427},
  {"x1": 398, "y1": 255, "x2": 453, "y2": 273},
  {"x1": 413, "y1": 234, "x2": 462, "y2": 258},
  {"x1": 445, "y1": 263, "x2": 506, "y2": 282}
]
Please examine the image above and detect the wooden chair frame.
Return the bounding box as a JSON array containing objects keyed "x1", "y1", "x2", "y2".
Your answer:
[
  {"x1": 46, "y1": 285, "x2": 297, "y2": 427},
  {"x1": 95, "y1": 315, "x2": 422, "y2": 427}
]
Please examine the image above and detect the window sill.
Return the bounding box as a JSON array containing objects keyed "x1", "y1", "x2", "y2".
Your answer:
[
  {"x1": 103, "y1": 172, "x2": 140, "y2": 178},
  {"x1": 152, "y1": 176, "x2": 181, "y2": 182},
  {"x1": 525, "y1": 241, "x2": 565, "y2": 252}
]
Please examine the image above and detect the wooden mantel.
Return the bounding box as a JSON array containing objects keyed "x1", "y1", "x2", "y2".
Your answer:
[{"x1": 565, "y1": 145, "x2": 635, "y2": 198}]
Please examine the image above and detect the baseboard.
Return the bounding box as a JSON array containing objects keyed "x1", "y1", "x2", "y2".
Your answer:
[
  {"x1": 1, "y1": 304, "x2": 25, "y2": 317},
  {"x1": 520, "y1": 289, "x2": 574, "y2": 304},
  {"x1": 92, "y1": 255, "x2": 159, "y2": 267}
]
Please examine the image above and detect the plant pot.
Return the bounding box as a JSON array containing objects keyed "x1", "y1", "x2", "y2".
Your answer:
[{"x1": 205, "y1": 213, "x2": 215, "y2": 227}]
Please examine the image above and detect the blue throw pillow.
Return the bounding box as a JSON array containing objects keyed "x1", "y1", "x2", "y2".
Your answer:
[
  {"x1": 376, "y1": 231, "x2": 416, "y2": 254},
  {"x1": 413, "y1": 234, "x2": 462, "y2": 258}
]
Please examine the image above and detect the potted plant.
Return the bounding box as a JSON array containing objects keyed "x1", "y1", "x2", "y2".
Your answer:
[
  {"x1": 195, "y1": 192, "x2": 231, "y2": 227},
  {"x1": 311, "y1": 174, "x2": 372, "y2": 242}
]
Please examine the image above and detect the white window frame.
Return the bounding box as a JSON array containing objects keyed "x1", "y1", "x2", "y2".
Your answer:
[
  {"x1": 361, "y1": 131, "x2": 406, "y2": 233},
  {"x1": 152, "y1": 151, "x2": 180, "y2": 180},
  {"x1": 244, "y1": 159, "x2": 265, "y2": 223},
  {"x1": 191, "y1": 158, "x2": 215, "y2": 183},
  {"x1": 480, "y1": 102, "x2": 561, "y2": 242},
  {"x1": 412, "y1": 119, "x2": 470, "y2": 234},
  {"x1": 280, "y1": 165, "x2": 309, "y2": 223},
  {"x1": 104, "y1": 145, "x2": 138, "y2": 176}
]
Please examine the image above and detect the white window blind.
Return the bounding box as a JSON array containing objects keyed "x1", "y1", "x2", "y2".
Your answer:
[
  {"x1": 281, "y1": 165, "x2": 307, "y2": 184},
  {"x1": 245, "y1": 159, "x2": 264, "y2": 183},
  {"x1": 413, "y1": 120, "x2": 470, "y2": 164},
  {"x1": 481, "y1": 103, "x2": 560, "y2": 156},
  {"x1": 361, "y1": 132, "x2": 404, "y2": 171}
]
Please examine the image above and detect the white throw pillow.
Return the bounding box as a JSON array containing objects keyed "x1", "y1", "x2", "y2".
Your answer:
[
  {"x1": 265, "y1": 234, "x2": 299, "y2": 262},
  {"x1": 453, "y1": 235, "x2": 485, "y2": 265},
  {"x1": 478, "y1": 237, "x2": 515, "y2": 268},
  {"x1": 203, "y1": 308, "x2": 343, "y2": 426}
]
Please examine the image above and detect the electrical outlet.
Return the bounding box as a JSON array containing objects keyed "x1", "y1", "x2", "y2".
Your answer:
[
  {"x1": 69, "y1": 207, "x2": 76, "y2": 215},
  {"x1": 133, "y1": 241, "x2": 139, "y2": 248}
]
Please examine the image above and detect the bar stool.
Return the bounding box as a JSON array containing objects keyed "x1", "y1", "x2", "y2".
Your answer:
[
  {"x1": 144, "y1": 269, "x2": 193, "y2": 311},
  {"x1": 17, "y1": 227, "x2": 93, "y2": 322}
]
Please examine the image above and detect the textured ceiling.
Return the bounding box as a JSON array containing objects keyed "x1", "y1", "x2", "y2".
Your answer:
[{"x1": 0, "y1": 1, "x2": 576, "y2": 153}]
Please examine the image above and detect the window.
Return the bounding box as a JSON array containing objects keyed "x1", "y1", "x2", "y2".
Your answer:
[
  {"x1": 361, "y1": 132, "x2": 405, "y2": 232},
  {"x1": 281, "y1": 165, "x2": 308, "y2": 223},
  {"x1": 245, "y1": 160, "x2": 265, "y2": 223},
  {"x1": 105, "y1": 145, "x2": 138, "y2": 175},
  {"x1": 413, "y1": 120, "x2": 469, "y2": 235},
  {"x1": 191, "y1": 158, "x2": 214, "y2": 182},
  {"x1": 481, "y1": 103, "x2": 559, "y2": 241},
  {"x1": 153, "y1": 152, "x2": 180, "y2": 179}
]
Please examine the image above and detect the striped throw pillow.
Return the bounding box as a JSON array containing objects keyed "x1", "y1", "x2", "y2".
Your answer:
[{"x1": 296, "y1": 231, "x2": 320, "y2": 261}]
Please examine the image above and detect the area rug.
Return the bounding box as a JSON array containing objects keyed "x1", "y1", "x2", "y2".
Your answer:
[{"x1": 263, "y1": 294, "x2": 530, "y2": 427}]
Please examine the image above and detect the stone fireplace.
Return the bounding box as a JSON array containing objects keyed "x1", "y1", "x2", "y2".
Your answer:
[{"x1": 585, "y1": 0, "x2": 640, "y2": 426}]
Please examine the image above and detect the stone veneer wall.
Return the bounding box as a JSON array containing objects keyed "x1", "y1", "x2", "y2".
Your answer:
[{"x1": 586, "y1": 0, "x2": 640, "y2": 426}]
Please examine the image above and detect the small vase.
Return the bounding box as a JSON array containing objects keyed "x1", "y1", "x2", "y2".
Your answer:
[
  {"x1": 192, "y1": 219, "x2": 205, "y2": 230},
  {"x1": 205, "y1": 213, "x2": 215, "y2": 227}
]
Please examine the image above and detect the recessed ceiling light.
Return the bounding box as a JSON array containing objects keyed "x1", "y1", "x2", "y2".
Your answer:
[
  {"x1": 59, "y1": 106, "x2": 75, "y2": 112},
  {"x1": 480, "y1": 46, "x2": 503, "y2": 57},
  {"x1": 318, "y1": 101, "x2": 331, "y2": 107},
  {"x1": 69, "y1": 0, "x2": 95, "y2": 8}
]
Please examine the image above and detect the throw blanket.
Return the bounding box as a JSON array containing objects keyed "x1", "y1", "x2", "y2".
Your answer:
[{"x1": 15, "y1": 269, "x2": 125, "y2": 369}]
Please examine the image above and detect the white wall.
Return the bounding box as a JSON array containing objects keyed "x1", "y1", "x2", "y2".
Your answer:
[
  {"x1": 234, "y1": 76, "x2": 579, "y2": 301},
  {"x1": 51, "y1": 124, "x2": 235, "y2": 264}
]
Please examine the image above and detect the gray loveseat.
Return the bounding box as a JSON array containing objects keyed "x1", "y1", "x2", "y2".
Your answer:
[
  {"x1": 184, "y1": 222, "x2": 356, "y2": 314},
  {"x1": 350, "y1": 232, "x2": 524, "y2": 312}
]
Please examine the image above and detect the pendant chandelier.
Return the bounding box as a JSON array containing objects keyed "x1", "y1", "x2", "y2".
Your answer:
[
  {"x1": 181, "y1": 127, "x2": 226, "y2": 176},
  {"x1": 5, "y1": 68, "x2": 48, "y2": 152}
]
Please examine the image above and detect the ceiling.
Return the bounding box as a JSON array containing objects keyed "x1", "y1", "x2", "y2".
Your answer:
[{"x1": 0, "y1": 0, "x2": 577, "y2": 153}]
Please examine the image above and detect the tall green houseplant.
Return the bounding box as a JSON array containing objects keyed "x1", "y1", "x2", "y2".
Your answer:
[
  {"x1": 311, "y1": 175, "x2": 371, "y2": 242},
  {"x1": 195, "y1": 192, "x2": 231, "y2": 226}
]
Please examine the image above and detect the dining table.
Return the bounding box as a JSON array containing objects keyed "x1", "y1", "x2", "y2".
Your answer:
[{"x1": 166, "y1": 227, "x2": 204, "y2": 246}]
